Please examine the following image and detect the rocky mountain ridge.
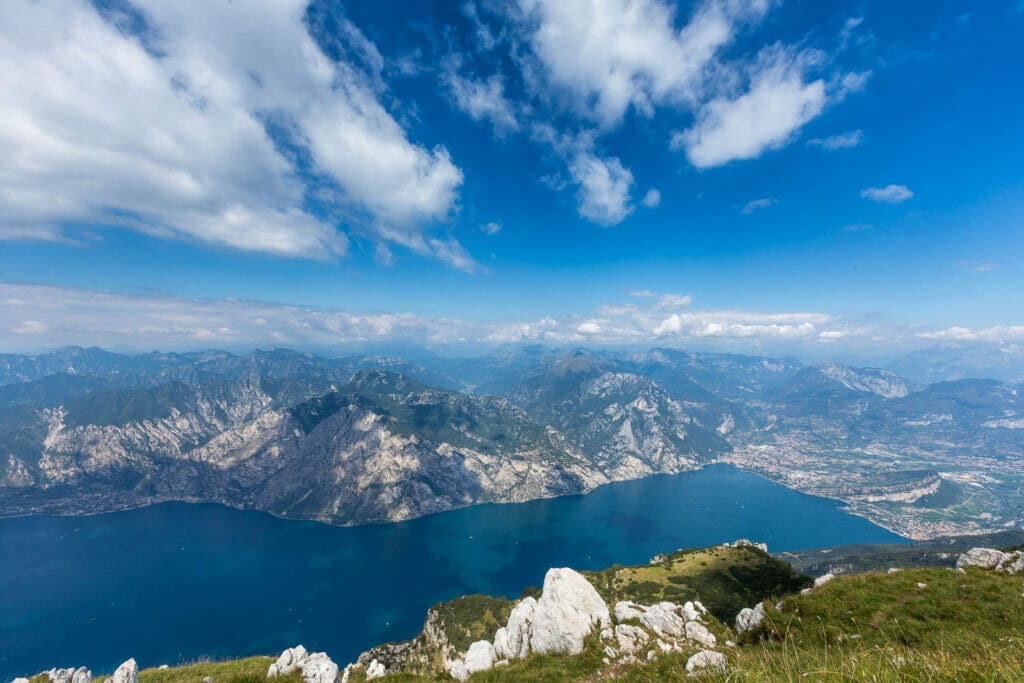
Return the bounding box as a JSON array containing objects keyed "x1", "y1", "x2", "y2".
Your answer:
[{"x1": 1, "y1": 346, "x2": 1022, "y2": 536}]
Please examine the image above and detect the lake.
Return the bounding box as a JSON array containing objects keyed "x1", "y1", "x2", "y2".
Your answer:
[{"x1": 0, "y1": 464, "x2": 906, "y2": 679}]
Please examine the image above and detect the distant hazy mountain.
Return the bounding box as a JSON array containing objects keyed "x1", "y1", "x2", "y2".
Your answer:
[{"x1": 0, "y1": 346, "x2": 1021, "y2": 537}]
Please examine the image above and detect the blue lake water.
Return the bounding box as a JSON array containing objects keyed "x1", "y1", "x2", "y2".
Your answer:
[{"x1": 0, "y1": 464, "x2": 907, "y2": 679}]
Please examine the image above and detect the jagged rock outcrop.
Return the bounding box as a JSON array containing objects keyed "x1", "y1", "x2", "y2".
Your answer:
[
  {"x1": 735, "y1": 602, "x2": 767, "y2": 633},
  {"x1": 44, "y1": 667, "x2": 92, "y2": 683},
  {"x1": 449, "y1": 641, "x2": 495, "y2": 682},
  {"x1": 109, "y1": 659, "x2": 138, "y2": 683},
  {"x1": 493, "y1": 598, "x2": 537, "y2": 660},
  {"x1": 528, "y1": 568, "x2": 610, "y2": 656},
  {"x1": 725, "y1": 539, "x2": 769, "y2": 553},
  {"x1": 956, "y1": 547, "x2": 1024, "y2": 574},
  {"x1": 268, "y1": 646, "x2": 339, "y2": 683},
  {"x1": 268, "y1": 645, "x2": 308, "y2": 676}
]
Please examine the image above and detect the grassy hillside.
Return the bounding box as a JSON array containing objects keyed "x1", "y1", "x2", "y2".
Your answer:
[{"x1": 76, "y1": 557, "x2": 1024, "y2": 682}]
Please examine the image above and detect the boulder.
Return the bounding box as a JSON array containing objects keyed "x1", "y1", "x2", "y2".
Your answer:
[
  {"x1": 639, "y1": 602, "x2": 685, "y2": 638},
  {"x1": 300, "y1": 653, "x2": 339, "y2": 683},
  {"x1": 681, "y1": 601, "x2": 704, "y2": 622},
  {"x1": 110, "y1": 659, "x2": 139, "y2": 683},
  {"x1": 956, "y1": 547, "x2": 1009, "y2": 570},
  {"x1": 614, "y1": 624, "x2": 649, "y2": 654},
  {"x1": 45, "y1": 669, "x2": 76, "y2": 683},
  {"x1": 614, "y1": 600, "x2": 645, "y2": 623},
  {"x1": 735, "y1": 602, "x2": 767, "y2": 633},
  {"x1": 364, "y1": 659, "x2": 385, "y2": 679},
  {"x1": 13, "y1": 678, "x2": 30, "y2": 683},
  {"x1": 686, "y1": 649, "x2": 727, "y2": 675},
  {"x1": 450, "y1": 640, "x2": 496, "y2": 681},
  {"x1": 1001, "y1": 552, "x2": 1024, "y2": 575},
  {"x1": 528, "y1": 568, "x2": 610, "y2": 656},
  {"x1": 813, "y1": 573, "x2": 835, "y2": 588},
  {"x1": 493, "y1": 597, "x2": 537, "y2": 660},
  {"x1": 269, "y1": 645, "x2": 309, "y2": 676},
  {"x1": 684, "y1": 620, "x2": 717, "y2": 648}
]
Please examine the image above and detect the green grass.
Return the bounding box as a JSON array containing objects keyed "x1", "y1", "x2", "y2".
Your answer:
[
  {"x1": 584, "y1": 545, "x2": 811, "y2": 623},
  {"x1": 89, "y1": 657, "x2": 295, "y2": 683},
  {"x1": 430, "y1": 594, "x2": 515, "y2": 654},
  {"x1": 71, "y1": 562, "x2": 1024, "y2": 682}
]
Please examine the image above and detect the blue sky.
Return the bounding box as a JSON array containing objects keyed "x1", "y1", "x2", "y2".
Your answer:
[{"x1": 0, "y1": 0, "x2": 1022, "y2": 354}]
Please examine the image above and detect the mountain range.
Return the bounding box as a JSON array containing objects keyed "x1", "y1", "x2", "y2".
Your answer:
[{"x1": 0, "y1": 345, "x2": 1021, "y2": 537}]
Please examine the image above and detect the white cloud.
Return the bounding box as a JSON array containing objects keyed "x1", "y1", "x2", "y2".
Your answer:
[
  {"x1": 444, "y1": 70, "x2": 520, "y2": 134},
  {"x1": 674, "y1": 46, "x2": 827, "y2": 168},
  {"x1": 741, "y1": 197, "x2": 776, "y2": 215},
  {"x1": 807, "y1": 129, "x2": 863, "y2": 150},
  {"x1": 641, "y1": 189, "x2": 662, "y2": 208},
  {"x1": 426, "y1": 238, "x2": 482, "y2": 273},
  {"x1": 861, "y1": 184, "x2": 913, "y2": 203},
  {"x1": 12, "y1": 320, "x2": 50, "y2": 335},
  {"x1": 481, "y1": 222, "x2": 502, "y2": 235},
  {"x1": 517, "y1": 0, "x2": 771, "y2": 127},
  {"x1": 657, "y1": 293, "x2": 694, "y2": 309},
  {"x1": 0, "y1": 0, "x2": 464, "y2": 263},
  {"x1": 918, "y1": 326, "x2": 1024, "y2": 342},
  {"x1": 957, "y1": 261, "x2": 999, "y2": 273},
  {"x1": 3, "y1": 283, "x2": 1016, "y2": 353},
  {"x1": 568, "y1": 151, "x2": 635, "y2": 225}
]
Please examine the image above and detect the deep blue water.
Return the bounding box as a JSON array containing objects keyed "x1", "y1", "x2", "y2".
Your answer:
[{"x1": 0, "y1": 464, "x2": 906, "y2": 679}]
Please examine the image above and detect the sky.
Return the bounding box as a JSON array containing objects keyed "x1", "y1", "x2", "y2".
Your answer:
[{"x1": 1, "y1": 0, "x2": 1023, "y2": 356}]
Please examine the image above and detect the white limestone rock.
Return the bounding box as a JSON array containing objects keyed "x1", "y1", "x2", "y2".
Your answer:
[
  {"x1": 110, "y1": 659, "x2": 139, "y2": 683},
  {"x1": 450, "y1": 641, "x2": 495, "y2": 682},
  {"x1": 681, "y1": 601, "x2": 704, "y2": 622},
  {"x1": 493, "y1": 597, "x2": 537, "y2": 660},
  {"x1": 71, "y1": 668, "x2": 92, "y2": 683},
  {"x1": 528, "y1": 568, "x2": 610, "y2": 656},
  {"x1": 364, "y1": 659, "x2": 385, "y2": 679},
  {"x1": 1001, "y1": 552, "x2": 1024, "y2": 575},
  {"x1": 300, "y1": 653, "x2": 339, "y2": 683},
  {"x1": 735, "y1": 602, "x2": 767, "y2": 633},
  {"x1": 686, "y1": 649, "x2": 727, "y2": 675},
  {"x1": 45, "y1": 668, "x2": 77, "y2": 683},
  {"x1": 614, "y1": 624, "x2": 650, "y2": 654},
  {"x1": 814, "y1": 573, "x2": 835, "y2": 588},
  {"x1": 13, "y1": 678, "x2": 30, "y2": 683},
  {"x1": 639, "y1": 602, "x2": 685, "y2": 638},
  {"x1": 727, "y1": 539, "x2": 768, "y2": 553},
  {"x1": 957, "y1": 547, "x2": 1009, "y2": 570},
  {"x1": 685, "y1": 620, "x2": 717, "y2": 648},
  {"x1": 269, "y1": 645, "x2": 309, "y2": 676},
  {"x1": 614, "y1": 600, "x2": 645, "y2": 623}
]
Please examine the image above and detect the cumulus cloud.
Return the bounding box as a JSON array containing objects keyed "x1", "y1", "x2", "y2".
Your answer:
[
  {"x1": 3, "y1": 283, "x2": 1017, "y2": 353},
  {"x1": 861, "y1": 184, "x2": 913, "y2": 203},
  {"x1": 917, "y1": 326, "x2": 1024, "y2": 342},
  {"x1": 641, "y1": 189, "x2": 662, "y2": 208},
  {"x1": 741, "y1": 198, "x2": 776, "y2": 215},
  {"x1": 0, "y1": 0, "x2": 464, "y2": 263},
  {"x1": 0, "y1": 283, "x2": 860, "y2": 352},
  {"x1": 674, "y1": 46, "x2": 827, "y2": 168},
  {"x1": 516, "y1": 0, "x2": 771, "y2": 127},
  {"x1": 807, "y1": 129, "x2": 863, "y2": 150},
  {"x1": 443, "y1": 68, "x2": 520, "y2": 134},
  {"x1": 568, "y1": 151, "x2": 635, "y2": 225}
]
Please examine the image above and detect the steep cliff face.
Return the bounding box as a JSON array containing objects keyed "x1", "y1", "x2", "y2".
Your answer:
[{"x1": 0, "y1": 370, "x2": 614, "y2": 524}]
